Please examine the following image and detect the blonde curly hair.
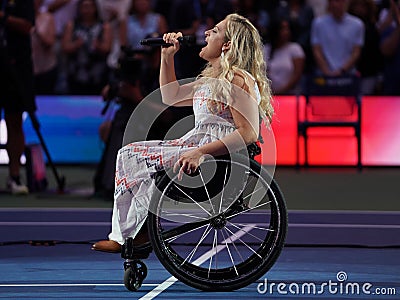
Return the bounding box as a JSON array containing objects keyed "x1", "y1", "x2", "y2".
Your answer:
[{"x1": 198, "y1": 13, "x2": 274, "y2": 124}]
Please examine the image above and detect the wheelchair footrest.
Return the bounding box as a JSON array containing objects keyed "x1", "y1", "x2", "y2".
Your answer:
[{"x1": 121, "y1": 237, "x2": 152, "y2": 259}]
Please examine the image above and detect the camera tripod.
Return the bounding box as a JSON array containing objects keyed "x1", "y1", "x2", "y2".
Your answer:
[{"x1": 29, "y1": 111, "x2": 66, "y2": 192}]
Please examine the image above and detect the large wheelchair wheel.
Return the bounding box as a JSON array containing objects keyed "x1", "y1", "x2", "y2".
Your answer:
[{"x1": 148, "y1": 154, "x2": 287, "y2": 291}]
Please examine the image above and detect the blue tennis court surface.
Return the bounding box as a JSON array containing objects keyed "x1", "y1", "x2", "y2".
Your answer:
[
  {"x1": 0, "y1": 208, "x2": 399, "y2": 299},
  {"x1": 0, "y1": 244, "x2": 399, "y2": 299}
]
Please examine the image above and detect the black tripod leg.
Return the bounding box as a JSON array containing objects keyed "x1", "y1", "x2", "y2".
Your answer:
[{"x1": 28, "y1": 111, "x2": 66, "y2": 192}]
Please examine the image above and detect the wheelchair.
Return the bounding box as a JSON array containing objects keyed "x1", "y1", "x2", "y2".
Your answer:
[{"x1": 121, "y1": 143, "x2": 288, "y2": 292}]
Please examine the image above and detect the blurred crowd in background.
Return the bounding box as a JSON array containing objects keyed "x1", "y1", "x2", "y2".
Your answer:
[
  {"x1": 31, "y1": 0, "x2": 400, "y2": 97},
  {"x1": 2, "y1": 0, "x2": 399, "y2": 196}
]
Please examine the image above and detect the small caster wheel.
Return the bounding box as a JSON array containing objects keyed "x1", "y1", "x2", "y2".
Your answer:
[{"x1": 124, "y1": 260, "x2": 147, "y2": 291}]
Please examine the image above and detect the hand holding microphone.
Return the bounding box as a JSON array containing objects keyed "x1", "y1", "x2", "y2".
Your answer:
[
  {"x1": 159, "y1": 32, "x2": 182, "y2": 57},
  {"x1": 140, "y1": 33, "x2": 195, "y2": 50}
]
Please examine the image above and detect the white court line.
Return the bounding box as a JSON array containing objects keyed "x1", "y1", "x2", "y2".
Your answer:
[
  {"x1": 139, "y1": 225, "x2": 254, "y2": 300},
  {"x1": 0, "y1": 283, "x2": 158, "y2": 287}
]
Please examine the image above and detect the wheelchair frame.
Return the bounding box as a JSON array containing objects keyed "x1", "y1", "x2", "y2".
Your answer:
[{"x1": 121, "y1": 143, "x2": 288, "y2": 292}]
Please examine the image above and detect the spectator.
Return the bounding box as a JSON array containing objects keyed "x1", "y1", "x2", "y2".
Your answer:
[
  {"x1": 377, "y1": 0, "x2": 398, "y2": 32},
  {"x1": 41, "y1": 0, "x2": 79, "y2": 36},
  {"x1": 40, "y1": 0, "x2": 79, "y2": 94},
  {"x1": 264, "y1": 18, "x2": 305, "y2": 94},
  {"x1": 311, "y1": 0, "x2": 365, "y2": 77},
  {"x1": 62, "y1": 0, "x2": 112, "y2": 95},
  {"x1": 31, "y1": 0, "x2": 57, "y2": 95},
  {"x1": 97, "y1": 0, "x2": 130, "y2": 23},
  {"x1": 274, "y1": 0, "x2": 315, "y2": 73},
  {"x1": 96, "y1": 0, "x2": 131, "y2": 69},
  {"x1": 348, "y1": 0, "x2": 384, "y2": 94},
  {"x1": 0, "y1": 0, "x2": 35, "y2": 194},
  {"x1": 380, "y1": 0, "x2": 400, "y2": 95},
  {"x1": 119, "y1": 0, "x2": 168, "y2": 50}
]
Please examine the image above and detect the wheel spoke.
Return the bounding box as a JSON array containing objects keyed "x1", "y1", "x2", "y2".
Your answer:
[
  {"x1": 181, "y1": 224, "x2": 212, "y2": 265},
  {"x1": 214, "y1": 230, "x2": 218, "y2": 271},
  {"x1": 224, "y1": 226, "x2": 262, "y2": 259},
  {"x1": 172, "y1": 183, "x2": 212, "y2": 216},
  {"x1": 163, "y1": 211, "x2": 208, "y2": 221},
  {"x1": 217, "y1": 179, "x2": 268, "y2": 217},
  {"x1": 227, "y1": 221, "x2": 266, "y2": 243},
  {"x1": 220, "y1": 229, "x2": 239, "y2": 276},
  {"x1": 207, "y1": 229, "x2": 218, "y2": 278},
  {"x1": 228, "y1": 221, "x2": 274, "y2": 233},
  {"x1": 198, "y1": 169, "x2": 216, "y2": 215},
  {"x1": 223, "y1": 227, "x2": 245, "y2": 263},
  {"x1": 218, "y1": 164, "x2": 229, "y2": 214},
  {"x1": 227, "y1": 201, "x2": 271, "y2": 219},
  {"x1": 242, "y1": 186, "x2": 266, "y2": 202},
  {"x1": 165, "y1": 223, "x2": 209, "y2": 243}
]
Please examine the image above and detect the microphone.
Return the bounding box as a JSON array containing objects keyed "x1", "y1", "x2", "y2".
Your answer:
[{"x1": 140, "y1": 36, "x2": 196, "y2": 47}]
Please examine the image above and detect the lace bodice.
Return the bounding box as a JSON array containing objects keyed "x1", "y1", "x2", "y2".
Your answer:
[
  {"x1": 192, "y1": 78, "x2": 261, "y2": 128},
  {"x1": 192, "y1": 84, "x2": 235, "y2": 127}
]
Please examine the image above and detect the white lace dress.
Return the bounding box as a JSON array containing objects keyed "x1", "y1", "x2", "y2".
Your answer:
[{"x1": 108, "y1": 82, "x2": 258, "y2": 244}]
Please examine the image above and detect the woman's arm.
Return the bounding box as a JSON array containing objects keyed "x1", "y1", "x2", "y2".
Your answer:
[
  {"x1": 46, "y1": 0, "x2": 71, "y2": 13},
  {"x1": 93, "y1": 22, "x2": 112, "y2": 54},
  {"x1": 312, "y1": 44, "x2": 333, "y2": 76},
  {"x1": 34, "y1": 13, "x2": 56, "y2": 47},
  {"x1": 159, "y1": 32, "x2": 193, "y2": 106},
  {"x1": 174, "y1": 73, "x2": 260, "y2": 179},
  {"x1": 227, "y1": 73, "x2": 260, "y2": 145},
  {"x1": 340, "y1": 45, "x2": 362, "y2": 73},
  {"x1": 0, "y1": 11, "x2": 33, "y2": 35}
]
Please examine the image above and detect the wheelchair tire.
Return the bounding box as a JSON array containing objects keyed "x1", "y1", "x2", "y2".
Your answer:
[{"x1": 148, "y1": 154, "x2": 287, "y2": 291}]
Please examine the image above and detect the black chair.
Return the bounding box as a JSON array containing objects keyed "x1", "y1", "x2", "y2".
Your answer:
[{"x1": 297, "y1": 74, "x2": 362, "y2": 169}]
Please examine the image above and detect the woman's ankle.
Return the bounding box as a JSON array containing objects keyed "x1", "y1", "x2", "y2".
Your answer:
[{"x1": 132, "y1": 229, "x2": 149, "y2": 245}]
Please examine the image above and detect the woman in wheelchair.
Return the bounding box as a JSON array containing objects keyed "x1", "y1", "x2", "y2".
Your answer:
[{"x1": 92, "y1": 13, "x2": 274, "y2": 256}]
